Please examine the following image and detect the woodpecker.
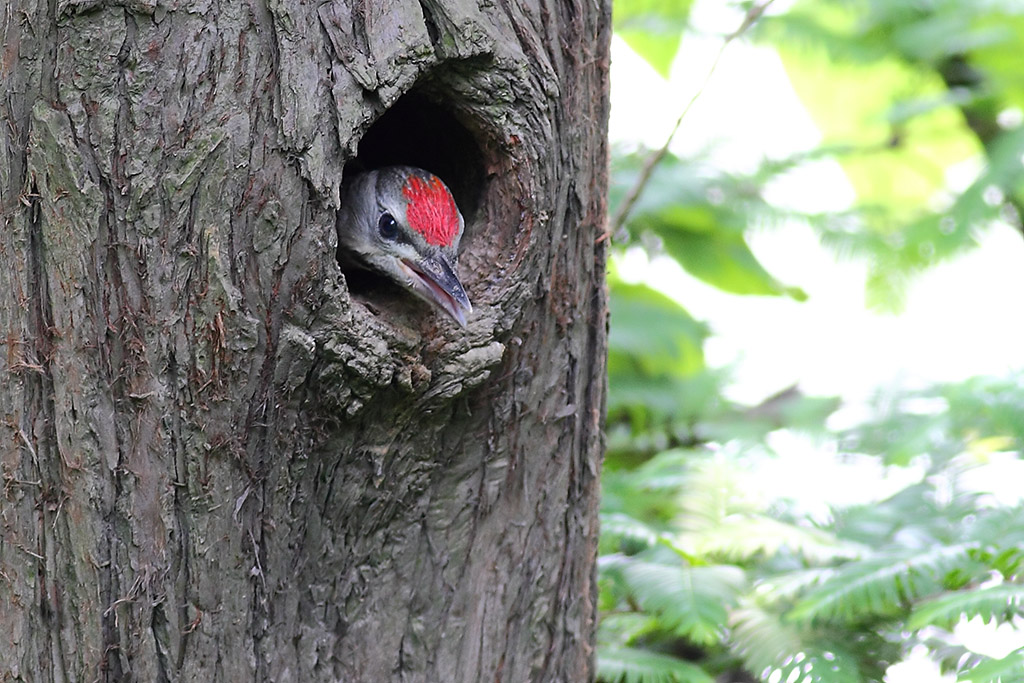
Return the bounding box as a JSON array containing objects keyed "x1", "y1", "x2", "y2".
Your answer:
[{"x1": 337, "y1": 166, "x2": 472, "y2": 327}]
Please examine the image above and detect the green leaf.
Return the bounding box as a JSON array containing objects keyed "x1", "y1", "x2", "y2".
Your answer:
[
  {"x1": 627, "y1": 205, "x2": 806, "y2": 298},
  {"x1": 959, "y1": 649, "x2": 1024, "y2": 683},
  {"x1": 707, "y1": 390, "x2": 840, "y2": 440},
  {"x1": 610, "y1": 149, "x2": 806, "y2": 299},
  {"x1": 888, "y1": 8, "x2": 1012, "y2": 63},
  {"x1": 757, "y1": 567, "x2": 844, "y2": 606},
  {"x1": 769, "y1": 9, "x2": 980, "y2": 210},
  {"x1": 618, "y1": 29, "x2": 683, "y2": 80},
  {"x1": 598, "y1": 612, "x2": 663, "y2": 647},
  {"x1": 681, "y1": 514, "x2": 861, "y2": 565},
  {"x1": 909, "y1": 584, "x2": 1024, "y2": 630},
  {"x1": 730, "y1": 606, "x2": 865, "y2": 683},
  {"x1": 600, "y1": 512, "x2": 664, "y2": 555},
  {"x1": 608, "y1": 150, "x2": 709, "y2": 223},
  {"x1": 613, "y1": 0, "x2": 695, "y2": 78},
  {"x1": 658, "y1": 229, "x2": 805, "y2": 298},
  {"x1": 970, "y1": 12, "x2": 1024, "y2": 108},
  {"x1": 597, "y1": 644, "x2": 713, "y2": 683},
  {"x1": 787, "y1": 543, "x2": 984, "y2": 624},
  {"x1": 608, "y1": 281, "x2": 708, "y2": 377},
  {"x1": 603, "y1": 555, "x2": 745, "y2": 645},
  {"x1": 606, "y1": 371, "x2": 724, "y2": 430},
  {"x1": 731, "y1": 606, "x2": 808, "y2": 681},
  {"x1": 628, "y1": 447, "x2": 698, "y2": 491}
]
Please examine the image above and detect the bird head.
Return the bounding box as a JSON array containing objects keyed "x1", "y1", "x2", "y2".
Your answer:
[{"x1": 337, "y1": 166, "x2": 472, "y2": 327}]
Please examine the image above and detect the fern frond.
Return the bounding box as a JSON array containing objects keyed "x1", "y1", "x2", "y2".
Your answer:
[
  {"x1": 787, "y1": 543, "x2": 983, "y2": 624},
  {"x1": 676, "y1": 456, "x2": 759, "y2": 533},
  {"x1": 909, "y1": 584, "x2": 1024, "y2": 630},
  {"x1": 601, "y1": 553, "x2": 744, "y2": 645},
  {"x1": 730, "y1": 605, "x2": 863, "y2": 683},
  {"x1": 967, "y1": 506, "x2": 1024, "y2": 552},
  {"x1": 992, "y1": 546, "x2": 1024, "y2": 581},
  {"x1": 596, "y1": 645, "x2": 714, "y2": 683},
  {"x1": 958, "y1": 649, "x2": 1024, "y2": 683},
  {"x1": 601, "y1": 512, "x2": 663, "y2": 551},
  {"x1": 731, "y1": 606, "x2": 808, "y2": 677},
  {"x1": 681, "y1": 514, "x2": 863, "y2": 564},
  {"x1": 756, "y1": 567, "x2": 838, "y2": 605},
  {"x1": 617, "y1": 558, "x2": 746, "y2": 645},
  {"x1": 632, "y1": 448, "x2": 699, "y2": 489},
  {"x1": 598, "y1": 612, "x2": 663, "y2": 646}
]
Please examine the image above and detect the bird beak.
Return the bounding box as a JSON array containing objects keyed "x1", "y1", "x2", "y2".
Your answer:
[{"x1": 398, "y1": 253, "x2": 473, "y2": 327}]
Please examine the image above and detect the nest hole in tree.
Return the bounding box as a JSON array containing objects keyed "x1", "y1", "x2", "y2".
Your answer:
[
  {"x1": 350, "y1": 92, "x2": 485, "y2": 220},
  {"x1": 338, "y1": 90, "x2": 489, "y2": 317}
]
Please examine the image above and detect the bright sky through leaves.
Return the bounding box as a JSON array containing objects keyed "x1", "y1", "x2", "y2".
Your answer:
[
  {"x1": 606, "y1": 0, "x2": 1024, "y2": 678},
  {"x1": 609, "y1": 4, "x2": 1024, "y2": 409}
]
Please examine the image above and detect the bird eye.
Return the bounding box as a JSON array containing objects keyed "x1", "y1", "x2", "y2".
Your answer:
[{"x1": 377, "y1": 212, "x2": 399, "y2": 240}]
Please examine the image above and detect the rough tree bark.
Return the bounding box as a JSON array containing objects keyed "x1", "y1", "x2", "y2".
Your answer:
[{"x1": 1, "y1": 0, "x2": 609, "y2": 681}]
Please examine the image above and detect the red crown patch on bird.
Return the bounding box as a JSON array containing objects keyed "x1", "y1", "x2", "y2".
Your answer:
[{"x1": 402, "y1": 174, "x2": 460, "y2": 247}]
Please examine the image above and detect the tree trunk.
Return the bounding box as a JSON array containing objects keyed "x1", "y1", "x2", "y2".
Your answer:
[{"x1": 1, "y1": 0, "x2": 609, "y2": 681}]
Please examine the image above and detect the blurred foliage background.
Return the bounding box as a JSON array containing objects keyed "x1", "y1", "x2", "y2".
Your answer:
[{"x1": 599, "y1": 1, "x2": 1024, "y2": 682}]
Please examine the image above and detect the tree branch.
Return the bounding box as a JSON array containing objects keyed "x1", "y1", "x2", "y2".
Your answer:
[{"x1": 608, "y1": 0, "x2": 776, "y2": 238}]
